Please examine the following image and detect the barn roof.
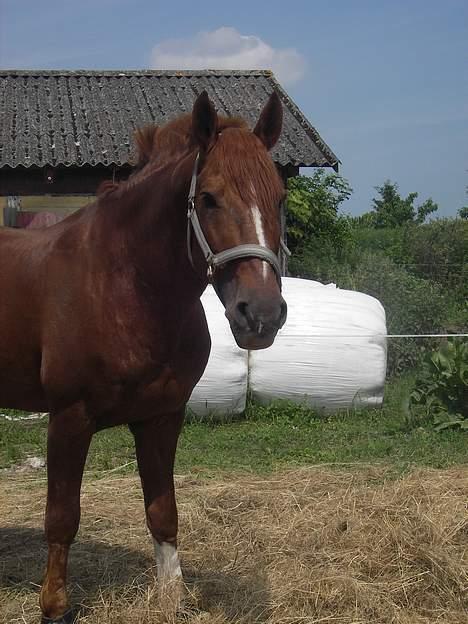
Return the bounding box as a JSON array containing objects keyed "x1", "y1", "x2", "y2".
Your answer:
[{"x1": 0, "y1": 69, "x2": 339, "y2": 171}]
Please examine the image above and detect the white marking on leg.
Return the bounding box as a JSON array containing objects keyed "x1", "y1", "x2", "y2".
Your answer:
[
  {"x1": 153, "y1": 539, "x2": 182, "y2": 581},
  {"x1": 153, "y1": 539, "x2": 185, "y2": 613},
  {"x1": 251, "y1": 204, "x2": 269, "y2": 280}
]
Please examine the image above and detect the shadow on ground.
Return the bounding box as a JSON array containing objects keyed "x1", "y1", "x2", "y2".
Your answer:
[{"x1": 0, "y1": 526, "x2": 271, "y2": 622}]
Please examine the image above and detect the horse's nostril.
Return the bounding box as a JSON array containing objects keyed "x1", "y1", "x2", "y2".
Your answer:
[
  {"x1": 236, "y1": 301, "x2": 249, "y2": 319},
  {"x1": 279, "y1": 300, "x2": 287, "y2": 325}
]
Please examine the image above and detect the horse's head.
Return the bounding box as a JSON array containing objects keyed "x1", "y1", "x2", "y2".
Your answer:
[
  {"x1": 187, "y1": 91, "x2": 287, "y2": 350},
  {"x1": 134, "y1": 91, "x2": 288, "y2": 350}
]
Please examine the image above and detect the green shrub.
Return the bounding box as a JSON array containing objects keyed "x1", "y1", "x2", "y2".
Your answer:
[
  {"x1": 353, "y1": 225, "x2": 409, "y2": 263},
  {"x1": 286, "y1": 172, "x2": 354, "y2": 255},
  {"x1": 351, "y1": 219, "x2": 467, "y2": 304},
  {"x1": 402, "y1": 219, "x2": 468, "y2": 303},
  {"x1": 410, "y1": 341, "x2": 468, "y2": 430}
]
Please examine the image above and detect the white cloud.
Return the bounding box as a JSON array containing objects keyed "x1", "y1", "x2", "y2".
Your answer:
[{"x1": 150, "y1": 27, "x2": 306, "y2": 86}]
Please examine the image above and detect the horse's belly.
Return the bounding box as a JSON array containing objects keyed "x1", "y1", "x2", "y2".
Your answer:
[
  {"x1": 0, "y1": 363, "x2": 47, "y2": 411},
  {"x1": 0, "y1": 244, "x2": 46, "y2": 410},
  {"x1": 0, "y1": 329, "x2": 47, "y2": 411}
]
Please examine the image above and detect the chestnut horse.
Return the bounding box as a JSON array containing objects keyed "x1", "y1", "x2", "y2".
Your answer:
[{"x1": 0, "y1": 91, "x2": 287, "y2": 622}]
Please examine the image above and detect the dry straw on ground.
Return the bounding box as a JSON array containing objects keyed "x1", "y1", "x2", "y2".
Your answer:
[{"x1": 0, "y1": 465, "x2": 467, "y2": 624}]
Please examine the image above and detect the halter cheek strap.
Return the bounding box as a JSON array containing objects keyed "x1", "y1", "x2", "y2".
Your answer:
[{"x1": 187, "y1": 153, "x2": 290, "y2": 281}]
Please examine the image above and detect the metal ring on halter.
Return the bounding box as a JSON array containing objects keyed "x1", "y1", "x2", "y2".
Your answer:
[{"x1": 186, "y1": 152, "x2": 290, "y2": 282}]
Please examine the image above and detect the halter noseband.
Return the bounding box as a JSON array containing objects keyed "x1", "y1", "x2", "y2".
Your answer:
[{"x1": 187, "y1": 153, "x2": 290, "y2": 282}]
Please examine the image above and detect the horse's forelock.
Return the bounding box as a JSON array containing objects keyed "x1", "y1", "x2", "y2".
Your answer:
[
  {"x1": 133, "y1": 114, "x2": 251, "y2": 170},
  {"x1": 210, "y1": 128, "x2": 284, "y2": 219},
  {"x1": 147, "y1": 114, "x2": 248, "y2": 160}
]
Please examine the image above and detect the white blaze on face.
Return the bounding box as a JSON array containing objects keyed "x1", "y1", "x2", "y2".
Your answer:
[
  {"x1": 153, "y1": 539, "x2": 182, "y2": 581},
  {"x1": 251, "y1": 204, "x2": 269, "y2": 281}
]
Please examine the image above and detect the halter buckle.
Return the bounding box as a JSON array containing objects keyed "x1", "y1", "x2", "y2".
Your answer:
[{"x1": 187, "y1": 198, "x2": 195, "y2": 218}]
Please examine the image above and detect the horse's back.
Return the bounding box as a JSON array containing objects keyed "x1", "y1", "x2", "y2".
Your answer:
[{"x1": 0, "y1": 225, "x2": 46, "y2": 318}]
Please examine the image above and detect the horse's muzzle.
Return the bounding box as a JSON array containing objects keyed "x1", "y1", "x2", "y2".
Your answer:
[{"x1": 226, "y1": 294, "x2": 287, "y2": 350}]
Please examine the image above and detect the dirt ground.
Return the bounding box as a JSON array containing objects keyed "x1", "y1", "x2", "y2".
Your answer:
[{"x1": 0, "y1": 465, "x2": 467, "y2": 624}]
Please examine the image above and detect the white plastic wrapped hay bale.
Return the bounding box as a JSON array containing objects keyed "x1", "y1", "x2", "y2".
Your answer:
[
  {"x1": 249, "y1": 277, "x2": 387, "y2": 411},
  {"x1": 188, "y1": 285, "x2": 248, "y2": 417}
]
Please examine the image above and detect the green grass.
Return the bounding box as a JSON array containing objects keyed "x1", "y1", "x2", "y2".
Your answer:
[{"x1": 1, "y1": 377, "x2": 466, "y2": 475}]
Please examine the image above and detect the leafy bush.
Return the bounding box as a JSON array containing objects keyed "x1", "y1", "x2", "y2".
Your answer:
[
  {"x1": 286, "y1": 171, "x2": 353, "y2": 255},
  {"x1": 350, "y1": 219, "x2": 468, "y2": 305},
  {"x1": 410, "y1": 341, "x2": 468, "y2": 430},
  {"x1": 401, "y1": 219, "x2": 468, "y2": 303},
  {"x1": 352, "y1": 226, "x2": 409, "y2": 263}
]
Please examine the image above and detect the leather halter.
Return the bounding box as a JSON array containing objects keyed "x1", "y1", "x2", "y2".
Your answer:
[{"x1": 187, "y1": 153, "x2": 290, "y2": 282}]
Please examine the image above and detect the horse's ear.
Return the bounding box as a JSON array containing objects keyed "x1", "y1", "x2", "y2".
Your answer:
[
  {"x1": 253, "y1": 92, "x2": 283, "y2": 151},
  {"x1": 192, "y1": 91, "x2": 217, "y2": 151},
  {"x1": 134, "y1": 125, "x2": 158, "y2": 167}
]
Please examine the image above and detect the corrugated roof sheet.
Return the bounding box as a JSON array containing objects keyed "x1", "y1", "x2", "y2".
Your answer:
[{"x1": 0, "y1": 70, "x2": 339, "y2": 170}]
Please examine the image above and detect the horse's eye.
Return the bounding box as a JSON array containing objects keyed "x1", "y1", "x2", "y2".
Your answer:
[{"x1": 201, "y1": 192, "x2": 217, "y2": 209}]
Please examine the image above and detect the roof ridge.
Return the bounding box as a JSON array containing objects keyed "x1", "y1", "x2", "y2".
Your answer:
[{"x1": 0, "y1": 69, "x2": 275, "y2": 77}]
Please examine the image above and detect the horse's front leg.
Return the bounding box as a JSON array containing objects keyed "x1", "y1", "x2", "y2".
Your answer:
[
  {"x1": 40, "y1": 403, "x2": 93, "y2": 623},
  {"x1": 129, "y1": 409, "x2": 185, "y2": 611}
]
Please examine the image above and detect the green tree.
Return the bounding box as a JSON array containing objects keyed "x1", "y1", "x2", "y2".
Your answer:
[
  {"x1": 370, "y1": 180, "x2": 438, "y2": 228},
  {"x1": 286, "y1": 170, "x2": 353, "y2": 254},
  {"x1": 458, "y1": 206, "x2": 468, "y2": 220}
]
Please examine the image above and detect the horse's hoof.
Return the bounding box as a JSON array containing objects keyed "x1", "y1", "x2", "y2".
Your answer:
[{"x1": 41, "y1": 608, "x2": 75, "y2": 624}]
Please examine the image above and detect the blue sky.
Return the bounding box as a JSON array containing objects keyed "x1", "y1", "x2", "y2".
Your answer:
[{"x1": 1, "y1": 0, "x2": 467, "y2": 217}]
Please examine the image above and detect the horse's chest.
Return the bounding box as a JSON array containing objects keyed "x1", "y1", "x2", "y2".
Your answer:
[
  {"x1": 95, "y1": 304, "x2": 172, "y2": 375},
  {"x1": 43, "y1": 293, "x2": 210, "y2": 423},
  {"x1": 89, "y1": 317, "x2": 209, "y2": 425}
]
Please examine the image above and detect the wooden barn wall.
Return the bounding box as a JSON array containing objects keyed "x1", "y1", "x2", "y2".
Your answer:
[
  {"x1": 1, "y1": 164, "x2": 296, "y2": 197},
  {"x1": 0, "y1": 195, "x2": 94, "y2": 228},
  {"x1": 0, "y1": 165, "x2": 132, "y2": 196}
]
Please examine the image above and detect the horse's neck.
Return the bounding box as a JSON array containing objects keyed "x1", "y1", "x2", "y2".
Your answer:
[{"x1": 92, "y1": 167, "x2": 206, "y2": 303}]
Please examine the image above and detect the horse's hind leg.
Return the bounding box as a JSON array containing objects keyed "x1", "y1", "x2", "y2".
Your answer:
[
  {"x1": 129, "y1": 409, "x2": 185, "y2": 611},
  {"x1": 40, "y1": 404, "x2": 93, "y2": 622}
]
